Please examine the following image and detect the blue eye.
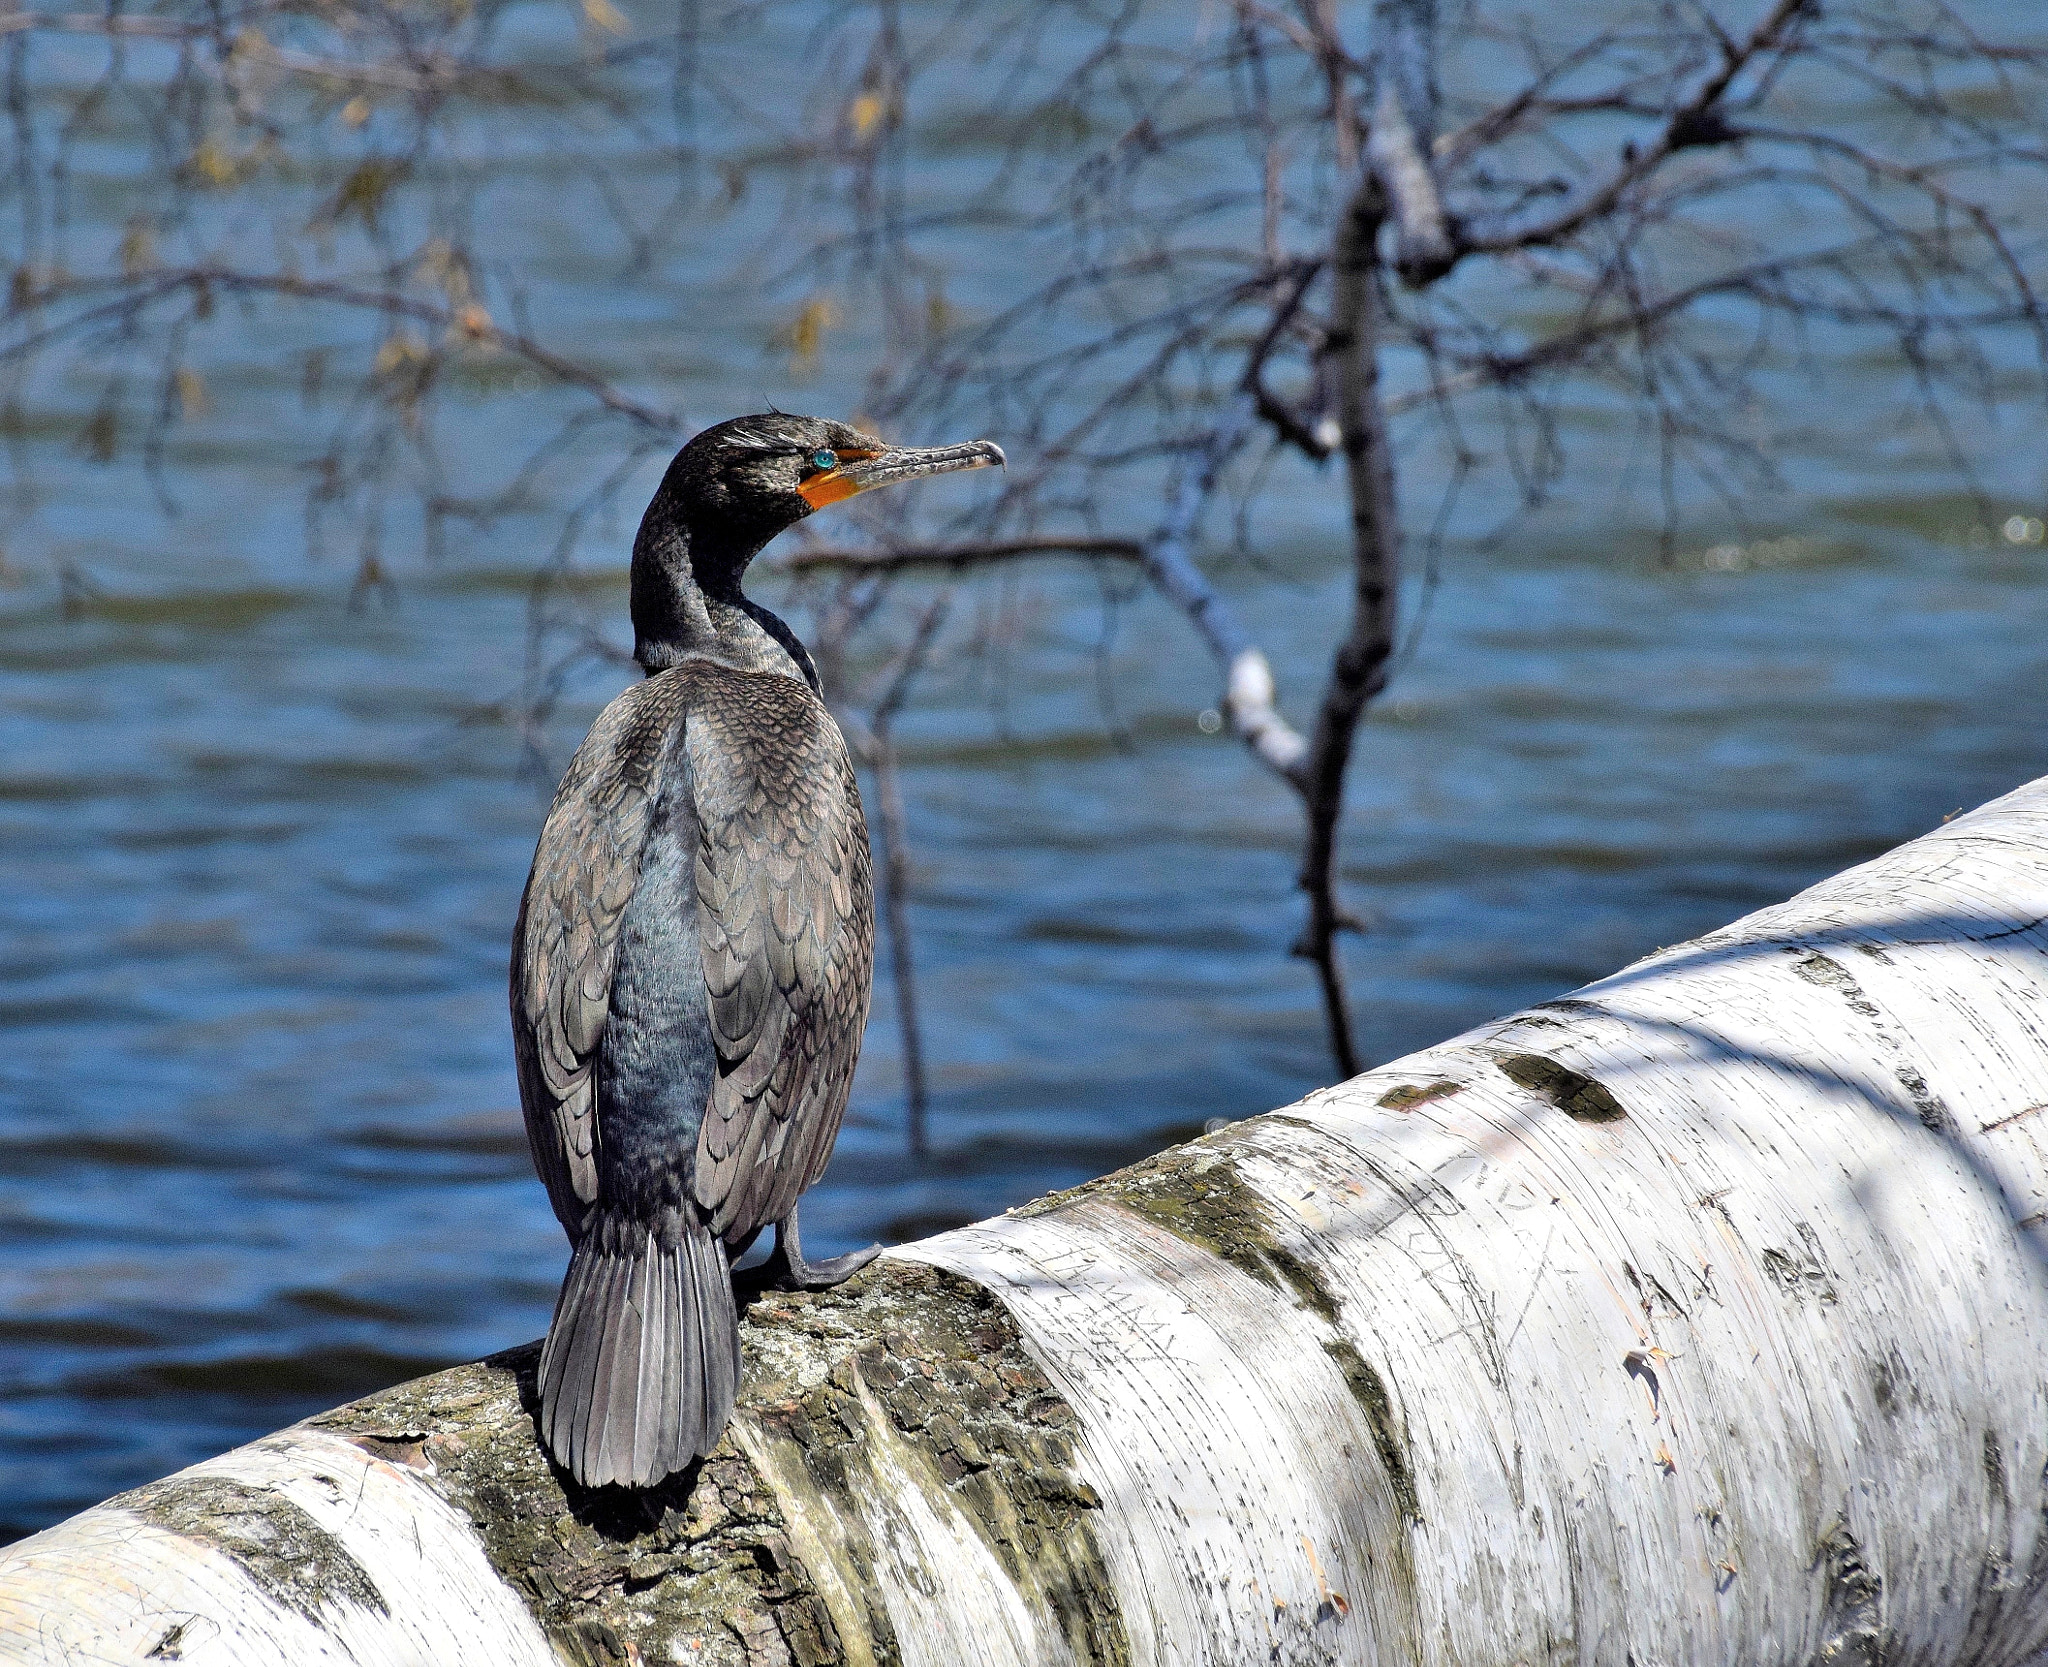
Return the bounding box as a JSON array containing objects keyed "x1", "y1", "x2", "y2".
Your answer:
[{"x1": 810, "y1": 449, "x2": 837, "y2": 472}]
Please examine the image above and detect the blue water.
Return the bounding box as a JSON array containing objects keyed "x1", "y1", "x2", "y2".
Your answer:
[{"x1": 3, "y1": 4, "x2": 2047, "y2": 1542}]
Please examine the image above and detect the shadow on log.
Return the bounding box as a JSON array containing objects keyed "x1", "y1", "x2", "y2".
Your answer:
[{"x1": 8, "y1": 776, "x2": 2048, "y2": 1665}]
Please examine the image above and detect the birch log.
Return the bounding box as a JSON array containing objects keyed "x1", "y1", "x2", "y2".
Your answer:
[{"x1": 8, "y1": 777, "x2": 2048, "y2": 1667}]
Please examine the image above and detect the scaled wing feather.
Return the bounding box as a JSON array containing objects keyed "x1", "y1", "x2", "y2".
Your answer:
[
  {"x1": 511, "y1": 673, "x2": 694, "y2": 1236},
  {"x1": 686, "y1": 670, "x2": 874, "y2": 1240}
]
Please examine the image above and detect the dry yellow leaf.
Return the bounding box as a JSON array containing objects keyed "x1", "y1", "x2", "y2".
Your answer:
[
  {"x1": 849, "y1": 92, "x2": 886, "y2": 140},
  {"x1": 325, "y1": 158, "x2": 402, "y2": 231},
  {"x1": 118, "y1": 219, "x2": 154, "y2": 278},
  {"x1": 581, "y1": 0, "x2": 628, "y2": 34},
  {"x1": 375, "y1": 331, "x2": 429, "y2": 376},
  {"x1": 189, "y1": 141, "x2": 238, "y2": 188},
  {"x1": 775, "y1": 296, "x2": 839, "y2": 374},
  {"x1": 79, "y1": 403, "x2": 117, "y2": 464},
  {"x1": 417, "y1": 238, "x2": 473, "y2": 305},
  {"x1": 174, "y1": 367, "x2": 206, "y2": 420},
  {"x1": 342, "y1": 96, "x2": 371, "y2": 128}
]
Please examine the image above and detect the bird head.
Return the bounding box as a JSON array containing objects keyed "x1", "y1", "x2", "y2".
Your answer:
[
  {"x1": 631, "y1": 412, "x2": 1004, "y2": 675},
  {"x1": 650, "y1": 413, "x2": 1005, "y2": 572}
]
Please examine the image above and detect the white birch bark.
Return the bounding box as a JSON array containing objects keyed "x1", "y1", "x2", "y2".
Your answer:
[{"x1": 6, "y1": 775, "x2": 2048, "y2": 1667}]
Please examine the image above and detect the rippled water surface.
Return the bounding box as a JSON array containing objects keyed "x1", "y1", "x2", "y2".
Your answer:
[{"x1": 4, "y1": 11, "x2": 2048, "y2": 1542}]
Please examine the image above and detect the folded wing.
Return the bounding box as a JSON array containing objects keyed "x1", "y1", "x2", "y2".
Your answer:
[
  {"x1": 685, "y1": 669, "x2": 874, "y2": 1242},
  {"x1": 511, "y1": 673, "x2": 694, "y2": 1236}
]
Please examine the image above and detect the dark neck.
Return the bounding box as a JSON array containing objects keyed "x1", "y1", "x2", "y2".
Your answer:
[{"x1": 630, "y1": 516, "x2": 820, "y2": 693}]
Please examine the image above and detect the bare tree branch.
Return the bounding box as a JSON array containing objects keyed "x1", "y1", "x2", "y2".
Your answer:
[
  {"x1": 1460, "y1": 0, "x2": 1816, "y2": 255},
  {"x1": 6, "y1": 0, "x2": 2042, "y2": 1089}
]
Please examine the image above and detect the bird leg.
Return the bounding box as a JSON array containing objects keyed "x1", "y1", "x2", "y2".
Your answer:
[{"x1": 764, "y1": 1203, "x2": 881, "y2": 1290}]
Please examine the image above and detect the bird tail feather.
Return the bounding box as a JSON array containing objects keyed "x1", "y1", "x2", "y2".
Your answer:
[{"x1": 537, "y1": 1211, "x2": 737, "y2": 1488}]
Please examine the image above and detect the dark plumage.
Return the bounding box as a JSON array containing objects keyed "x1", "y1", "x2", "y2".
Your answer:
[{"x1": 512, "y1": 414, "x2": 1004, "y2": 1489}]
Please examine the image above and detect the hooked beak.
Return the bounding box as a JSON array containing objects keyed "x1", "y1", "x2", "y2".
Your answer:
[{"x1": 800, "y1": 438, "x2": 1005, "y2": 510}]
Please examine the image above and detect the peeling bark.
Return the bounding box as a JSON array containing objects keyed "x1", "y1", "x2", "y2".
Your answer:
[{"x1": 9, "y1": 776, "x2": 2048, "y2": 1666}]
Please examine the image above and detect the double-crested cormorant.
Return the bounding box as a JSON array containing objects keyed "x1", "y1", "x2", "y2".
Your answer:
[{"x1": 512, "y1": 414, "x2": 1003, "y2": 1489}]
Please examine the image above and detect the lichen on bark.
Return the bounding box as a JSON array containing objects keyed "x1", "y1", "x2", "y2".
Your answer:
[
  {"x1": 742, "y1": 1260, "x2": 1128, "y2": 1667},
  {"x1": 126, "y1": 1473, "x2": 389, "y2": 1626},
  {"x1": 1494, "y1": 1052, "x2": 1627, "y2": 1123},
  {"x1": 1014, "y1": 1123, "x2": 1348, "y2": 1326},
  {"x1": 302, "y1": 1258, "x2": 1124, "y2": 1667},
  {"x1": 310, "y1": 1343, "x2": 807, "y2": 1667}
]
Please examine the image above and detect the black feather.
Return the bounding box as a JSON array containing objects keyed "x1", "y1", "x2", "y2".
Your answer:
[
  {"x1": 536, "y1": 1212, "x2": 738, "y2": 1488},
  {"x1": 515, "y1": 414, "x2": 947, "y2": 1489}
]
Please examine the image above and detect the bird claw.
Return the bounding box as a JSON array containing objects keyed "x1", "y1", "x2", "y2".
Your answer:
[
  {"x1": 744, "y1": 1205, "x2": 883, "y2": 1294},
  {"x1": 777, "y1": 1241, "x2": 882, "y2": 1290}
]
